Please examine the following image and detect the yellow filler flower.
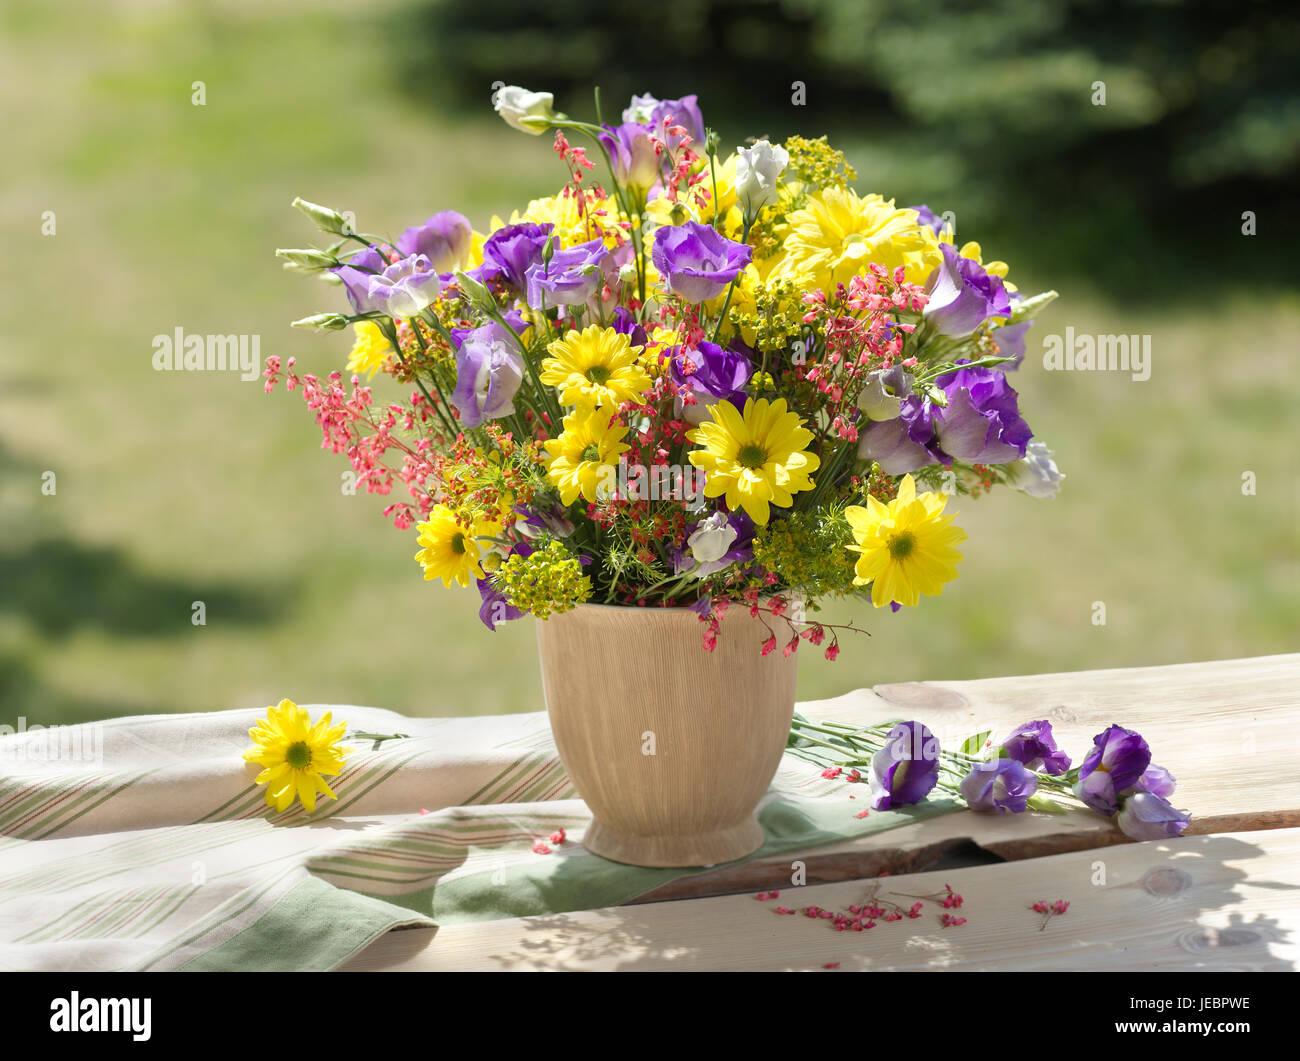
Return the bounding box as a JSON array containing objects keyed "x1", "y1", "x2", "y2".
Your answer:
[
  {"x1": 414, "y1": 504, "x2": 501, "y2": 587},
  {"x1": 686, "y1": 397, "x2": 820, "y2": 525},
  {"x1": 544, "y1": 408, "x2": 631, "y2": 505},
  {"x1": 540, "y1": 325, "x2": 651, "y2": 408},
  {"x1": 243, "y1": 699, "x2": 350, "y2": 813},
  {"x1": 845, "y1": 474, "x2": 967, "y2": 608}
]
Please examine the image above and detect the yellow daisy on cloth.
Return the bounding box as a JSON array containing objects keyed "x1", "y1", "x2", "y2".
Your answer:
[{"x1": 243, "y1": 699, "x2": 351, "y2": 813}]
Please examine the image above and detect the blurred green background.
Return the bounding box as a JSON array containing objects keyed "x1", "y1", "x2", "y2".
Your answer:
[{"x1": 2, "y1": 0, "x2": 1296, "y2": 726}]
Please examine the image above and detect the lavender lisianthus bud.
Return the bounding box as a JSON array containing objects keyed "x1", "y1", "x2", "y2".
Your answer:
[
  {"x1": 959, "y1": 758, "x2": 1038, "y2": 813},
  {"x1": 1117, "y1": 791, "x2": 1191, "y2": 840}
]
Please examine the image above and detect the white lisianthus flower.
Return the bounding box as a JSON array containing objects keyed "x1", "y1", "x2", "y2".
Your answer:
[
  {"x1": 681, "y1": 512, "x2": 740, "y2": 577},
  {"x1": 493, "y1": 86, "x2": 555, "y2": 135},
  {"x1": 735, "y1": 140, "x2": 789, "y2": 214},
  {"x1": 1003, "y1": 441, "x2": 1065, "y2": 499},
  {"x1": 858, "y1": 373, "x2": 901, "y2": 422},
  {"x1": 689, "y1": 512, "x2": 737, "y2": 563},
  {"x1": 622, "y1": 93, "x2": 658, "y2": 124}
]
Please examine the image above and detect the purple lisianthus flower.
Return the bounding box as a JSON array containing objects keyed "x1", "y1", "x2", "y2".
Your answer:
[
  {"x1": 909, "y1": 203, "x2": 948, "y2": 237},
  {"x1": 652, "y1": 222, "x2": 752, "y2": 303},
  {"x1": 450, "y1": 319, "x2": 524, "y2": 428},
  {"x1": 670, "y1": 339, "x2": 752, "y2": 424},
  {"x1": 1073, "y1": 724, "x2": 1152, "y2": 816},
  {"x1": 362, "y1": 254, "x2": 441, "y2": 318},
  {"x1": 868, "y1": 721, "x2": 941, "y2": 810},
  {"x1": 611, "y1": 306, "x2": 648, "y2": 349},
  {"x1": 672, "y1": 509, "x2": 755, "y2": 577},
  {"x1": 1117, "y1": 791, "x2": 1191, "y2": 841},
  {"x1": 599, "y1": 122, "x2": 664, "y2": 190},
  {"x1": 1138, "y1": 763, "x2": 1177, "y2": 799},
  {"x1": 331, "y1": 244, "x2": 390, "y2": 315},
  {"x1": 857, "y1": 412, "x2": 938, "y2": 475},
  {"x1": 476, "y1": 576, "x2": 524, "y2": 631},
  {"x1": 861, "y1": 363, "x2": 1030, "y2": 473},
  {"x1": 524, "y1": 237, "x2": 608, "y2": 310},
  {"x1": 923, "y1": 242, "x2": 1012, "y2": 338},
  {"x1": 930, "y1": 364, "x2": 1033, "y2": 465},
  {"x1": 999, "y1": 720, "x2": 1071, "y2": 775},
  {"x1": 959, "y1": 758, "x2": 1038, "y2": 814},
  {"x1": 991, "y1": 321, "x2": 1033, "y2": 370},
  {"x1": 397, "y1": 210, "x2": 474, "y2": 274},
  {"x1": 473, "y1": 222, "x2": 554, "y2": 289},
  {"x1": 513, "y1": 500, "x2": 574, "y2": 539},
  {"x1": 624, "y1": 93, "x2": 706, "y2": 150}
]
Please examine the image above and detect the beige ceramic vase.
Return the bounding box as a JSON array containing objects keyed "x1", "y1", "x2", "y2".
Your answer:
[{"x1": 536, "y1": 602, "x2": 798, "y2": 867}]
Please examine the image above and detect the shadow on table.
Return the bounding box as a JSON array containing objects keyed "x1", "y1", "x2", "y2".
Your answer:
[{"x1": 446, "y1": 832, "x2": 1295, "y2": 971}]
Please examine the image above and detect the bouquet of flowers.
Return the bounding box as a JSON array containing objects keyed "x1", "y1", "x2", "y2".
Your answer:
[{"x1": 269, "y1": 86, "x2": 1061, "y2": 655}]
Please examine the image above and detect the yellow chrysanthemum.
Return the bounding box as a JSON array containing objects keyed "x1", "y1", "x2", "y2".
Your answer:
[
  {"x1": 414, "y1": 504, "x2": 501, "y2": 588},
  {"x1": 772, "y1": 187, "x2": 942, "y2": 292},
  {"x1": 685, "y1": 397, "x2": 821, "y2": 525},
  {"x1": 845, "y1": 475, "x2": 967, "y2": 609},
  {"x1": 540, "y1": 325, "x2": 652, "y2": 408},
  {"x1": 345, "y1": 321, "x2": 393, "y2": 380},
  {"x1": 543, "y1": 408, "x2": 631, "y2": 505},
  {"x1": 243, "y1": 699, "x2": 351, "y2": 814}
]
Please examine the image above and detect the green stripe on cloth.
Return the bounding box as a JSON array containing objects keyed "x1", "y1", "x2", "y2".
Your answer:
[
  {"x1": 178, "y1": 877, "x2": 434, "y2": 972},
  {"x1": 0, "y1": 704, "x2": 972, "y2": 971}
]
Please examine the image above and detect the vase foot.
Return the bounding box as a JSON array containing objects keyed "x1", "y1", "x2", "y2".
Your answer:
[{"x1": 582, "y1": 816, "x2": 765, "y2": 868}]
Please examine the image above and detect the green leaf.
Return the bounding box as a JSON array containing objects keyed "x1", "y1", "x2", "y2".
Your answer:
[
  {"x1": 1025, "y1": 793, "x2": 1070, "y2": 815},
  {"x1": 960, "y1": 730, "x2": 992, "y2": 757}
]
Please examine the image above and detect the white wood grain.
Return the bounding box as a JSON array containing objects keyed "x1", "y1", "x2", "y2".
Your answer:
[
  {"x1": 632, "y1": 653, "x2": 1300, "y2": 900},
  {"x1": 341, "y1": 828, "x2": 1300, "y2": 971}
]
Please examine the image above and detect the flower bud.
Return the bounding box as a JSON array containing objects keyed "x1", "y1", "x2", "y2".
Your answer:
[
  {"x1": 453, "y1": 270, "x2": 498, "y2": 313},
  {"x1": 275, "y1": 247, "x2": 340, "y2": 271},
  {"x1": 292, "y1": 197, "x2": 353, "y2": 237},
  {"x1": 735, "y1": 139, "x2": 789, "y2": 215},
  {"x1": 291, "y1": 312, "x2": 350, "y2": 331},
  {"x1": 492, "y1": 86, "x2": 556, "y2": 135}
]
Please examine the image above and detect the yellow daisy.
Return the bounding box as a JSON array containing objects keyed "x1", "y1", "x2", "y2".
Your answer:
[
  {"x1": 845, "y1": 475, "x2": 967, "y2": 608},
  {"x1": 543, "y1": 408, "x2": 631, "y2": 505},
  {"x1": 243, "y1": 699, "x2": 351, "y2": 814},
  {"x1": 540, "y1": 325, "x2": 652, "y2": 408},
  {"x1": 414, "y1": 504, "x2": 501, "y2": 588},
  {"x1": 772, "y1": 186, "x2": 942, "y2": 292},
  {"x1": 345, "y1": 321, "x2": 393, "y2": 380},
  {"x1": 685, "y1": 397, "x2": 820, "y2": 525}
]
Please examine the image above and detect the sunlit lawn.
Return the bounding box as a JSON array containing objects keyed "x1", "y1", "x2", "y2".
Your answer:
[{"x1": 2, "y1": 1, "x2": 1296, "y2": 726}]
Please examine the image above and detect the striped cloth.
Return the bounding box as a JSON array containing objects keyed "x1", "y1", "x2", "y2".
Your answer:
[{"x1": 0, "y1": 705, "x2": 957, "y2": 971}]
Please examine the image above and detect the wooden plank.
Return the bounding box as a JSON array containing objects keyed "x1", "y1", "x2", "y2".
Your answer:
[
  {"x1": 629, "y1": 653, "x2": 1300, "y2": 901},
  {"x1": 340, "y1": 828, "x2": 1300, "y2": 971}
]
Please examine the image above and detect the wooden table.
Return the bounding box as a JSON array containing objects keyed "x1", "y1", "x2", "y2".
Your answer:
[{"x1": 344, "y1": 654, "x2": 1300, "y2": 971}]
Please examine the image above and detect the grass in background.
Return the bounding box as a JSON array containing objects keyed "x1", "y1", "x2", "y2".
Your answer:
[{"x1": 1, "y1": 1, "x2": 1296, "y2": 726}]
